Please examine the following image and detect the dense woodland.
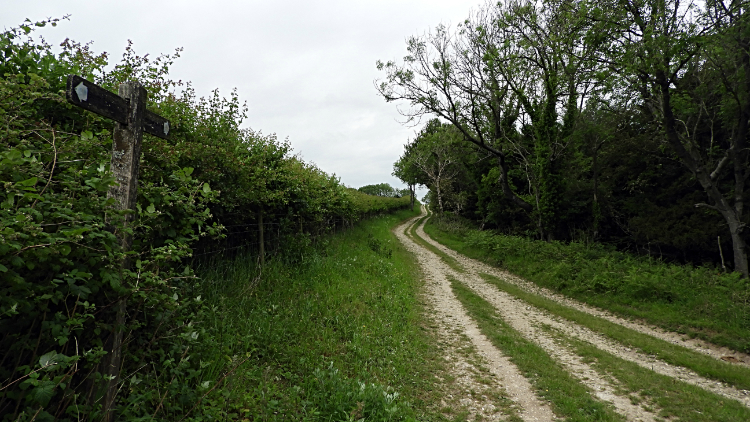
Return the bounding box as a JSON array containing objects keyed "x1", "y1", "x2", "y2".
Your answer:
[
  {"x1": 383, "y1": 0, "x2": 750, "y2": 276},
  {"x1": 0, "y1": 19, "x2": 409, "y2": 420}
]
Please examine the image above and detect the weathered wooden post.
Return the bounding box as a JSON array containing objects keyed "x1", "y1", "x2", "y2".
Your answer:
[
  {"x1": 102, "y1": 81, "x2": 144, "y2": 420},
  {"x1": 66, "y1": 75, "x2": 170, "y2": 419},
  {"x1": 258, "y1": 208, "x2": 265, "y2": 265}
]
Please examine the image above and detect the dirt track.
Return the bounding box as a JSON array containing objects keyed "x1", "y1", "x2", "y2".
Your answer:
[{"x1": 395, "y1": 206, "x2": 750, "y2": 421}]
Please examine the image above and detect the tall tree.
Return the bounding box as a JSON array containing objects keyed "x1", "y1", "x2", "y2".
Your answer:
[
  {"x1": 394, "y1": 120, "x2": 466, "y2": 213},
  {"x1": 392, "y1": 145, "x2": 421, "y2": 211},
  {"x1": 378, "y1": 0, "x2": 608, "y2": 239},
  {"x1": 377, "y1": 12, "x2": 533, "y2": 217},
  {"x1": 605, "y1": 0, "x2": 750, "y2": 276}
]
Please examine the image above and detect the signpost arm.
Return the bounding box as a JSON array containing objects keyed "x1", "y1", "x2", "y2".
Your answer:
[{"x1": 102, "y1": 81, "x2": 147, "y2": 420}]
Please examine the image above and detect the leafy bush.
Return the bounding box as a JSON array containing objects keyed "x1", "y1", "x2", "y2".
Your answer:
[{"x1": 0, "y1": 19, "x2": 410, "y2": 420}]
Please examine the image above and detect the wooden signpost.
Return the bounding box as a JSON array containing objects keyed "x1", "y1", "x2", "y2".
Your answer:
[{"x1": 66, "y1": 75, "x2": 171, "y2": 419}]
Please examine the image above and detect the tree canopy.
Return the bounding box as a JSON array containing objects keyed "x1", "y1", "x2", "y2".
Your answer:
[
  {"x1": 357, "y1": 183, "x2": 402, "y2": 197},
  {"x1": 379, "y1": 0, "x2": 750, "y2": 277}
]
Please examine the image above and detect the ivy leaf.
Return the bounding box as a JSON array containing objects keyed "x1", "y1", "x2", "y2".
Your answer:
[{"x1": 146, "y1": 203, "x2": 156, "y2": 214}]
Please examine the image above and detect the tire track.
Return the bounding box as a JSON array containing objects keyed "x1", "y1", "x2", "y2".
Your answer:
[
  {"x1": 413, "y1": 209, "x2": 750, "y2": 409},
  {"x1": 395, "y1": 214, "x2": 557, "y2": 422},
  {"x1": 403, "y1": 209, "x2": 661, "y2": 421},
  {"x1": 417, "y1": 216, "x2": 750, "y2": 368}
]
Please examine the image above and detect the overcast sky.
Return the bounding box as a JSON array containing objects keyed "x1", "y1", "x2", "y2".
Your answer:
[{"x1": 4, "y1": 0, "x2": 483, "y2": 197}]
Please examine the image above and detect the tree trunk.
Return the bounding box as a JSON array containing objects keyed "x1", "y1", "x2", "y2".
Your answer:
[
  {"x1": 592, "y1": 140, "x2": 602, "y2": 239},
  {"x1": 534, "y1": 92, "x2": 562, "y2": 242},
  {"x1": 436, "y1": 180, "x2": 444, "y2": 213},
  {"x1": 658, "y1": 76, "x2": 749, "y2": 278},
  {"x1": 496, "y1": 157, "x2": 533, "y2": 212},
  {"x1": 728, "y1": 218, "x2": 749, "y2": 277}
]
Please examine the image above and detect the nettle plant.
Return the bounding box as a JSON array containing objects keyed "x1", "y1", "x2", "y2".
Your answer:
[{"x1": 0, "y1": 21, "x2": 223, "y2": 421}]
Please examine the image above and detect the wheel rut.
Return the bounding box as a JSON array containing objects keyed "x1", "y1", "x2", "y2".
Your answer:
[
  {"x1": 414, "y1": 212, "x2": 750, "y2": 408},
  {"x1": 418, "y1": 220, "x2": 750, "y2": 369},
  {"x1": 397, "y1": 206, "x2": 750, "y2": 421},
  {"x1": 396, "y1": 214, "x2": 556, "y2": 422}
]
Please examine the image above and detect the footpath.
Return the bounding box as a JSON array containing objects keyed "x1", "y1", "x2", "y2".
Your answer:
[{"x1": 395, "y1": 206, "x2": 750, "y2": 421}]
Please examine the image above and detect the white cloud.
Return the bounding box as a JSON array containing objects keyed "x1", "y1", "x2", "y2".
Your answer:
[{"x1": 3, "y1": 0, "x2": 481, "y2": 196}]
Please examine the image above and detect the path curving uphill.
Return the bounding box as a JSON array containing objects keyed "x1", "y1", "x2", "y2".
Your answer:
[
  {"x1": 395, "y1": 212, "x2": 557, "y2": 422},
  {"x1": 397, "y1": 205, "x2": 750, "y2": 421}
]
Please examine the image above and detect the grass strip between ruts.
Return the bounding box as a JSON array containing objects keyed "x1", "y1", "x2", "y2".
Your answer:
[
  {"x1": 552, "y1": 330, "x2": 750, "y2": 422},
  {"x1": 478, "y1": 272, "x2": 750, "y2": 391},
  {"x1": 406, "y1": 215, "x2": 465, "y2": 273},
  {"x1": 416, "y1": 209, "x2": 750, "y2": 420},
  {"x1": 448, "y1": 276, "x2": 625, "y2": 422},
  {"x1": 412, "y1": 212, "x2": 750, "y2": 391},
  {"x1": 422, "y1": 217, "x2": 750, "y2": 354}
]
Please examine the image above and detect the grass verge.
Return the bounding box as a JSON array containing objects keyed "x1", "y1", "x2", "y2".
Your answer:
[
  {"x1": 448, "y1": 276, "x2": 625, "y2": 422},
  {"x1": 423, "y1": 216, "x2": 750, "y2": 353},
  {"x1": 193, "y1": 208, "x2": 449, "y2": 421}
]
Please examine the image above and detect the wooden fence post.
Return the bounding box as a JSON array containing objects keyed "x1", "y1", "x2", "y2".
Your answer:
[
  {"x1": 258, "y1": 208, "x2": 265, "y2": 266},
  {"x1": 102, "y1": 81, "x2": 146, "y2": 420}
]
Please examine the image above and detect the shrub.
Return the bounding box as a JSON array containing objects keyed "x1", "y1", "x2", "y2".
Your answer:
[{"x1": 0, "y1": 20, "x2": 411, "y2": 420}]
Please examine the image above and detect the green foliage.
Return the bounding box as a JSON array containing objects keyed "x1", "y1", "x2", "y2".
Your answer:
[
  {"x1": 367, "y1": 234, "x2": 393, "y2": 258},
  {"x1": 393, "y1": 120, "x2": 471, "y2": 214},
  {"x1": 191, "y1": 209, "x2": 439, "y2": 421},
  {"x1": 380, "y1": 0, "x2": 750, "y2": 269},
  {"x1": 348, "y1": 189, "x2": 410, "y2": 217},
  {"x1": 0, "y1": 20, "x2": 411, "y2": 420}
]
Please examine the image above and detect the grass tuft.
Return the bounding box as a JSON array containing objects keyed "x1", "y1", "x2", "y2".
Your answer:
[
  {"x1": 559, "y1": 333, "x2": 750, "y2": 421},
  {"x1": 477, "y1": 272, "x2": 750, "y2": 391}
]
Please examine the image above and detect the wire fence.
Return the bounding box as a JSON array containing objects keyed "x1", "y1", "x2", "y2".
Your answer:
[{"x1": 190, "y1": 213, "x2": 363, "y2": 262}]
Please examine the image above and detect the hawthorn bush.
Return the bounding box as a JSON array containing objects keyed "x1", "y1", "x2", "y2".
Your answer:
[{"x1": 0, "y1": 20, "x2": 408, "y2": 420}]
